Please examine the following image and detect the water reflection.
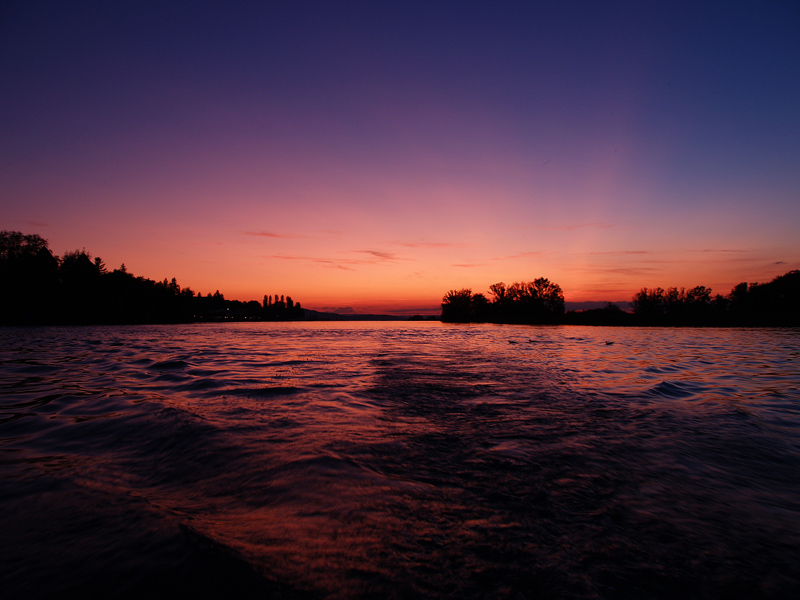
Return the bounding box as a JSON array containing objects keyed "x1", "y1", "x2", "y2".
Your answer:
[{"x1": 1, "y1": 323, "x2": 799, "y2": 598}]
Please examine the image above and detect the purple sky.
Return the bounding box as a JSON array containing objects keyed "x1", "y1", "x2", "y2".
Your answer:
[{"x1": 2, "y1": 1, "x2": 799, "y2": 313}]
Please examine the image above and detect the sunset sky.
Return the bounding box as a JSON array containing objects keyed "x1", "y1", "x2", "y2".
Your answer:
[{"x1": 2, "y1": 2, "x2": 799, "y2": 314}]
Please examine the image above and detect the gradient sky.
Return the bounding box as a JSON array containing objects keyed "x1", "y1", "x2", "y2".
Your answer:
[{"x1": 2, "y1": 1, "x2": 799, "y2": 314}]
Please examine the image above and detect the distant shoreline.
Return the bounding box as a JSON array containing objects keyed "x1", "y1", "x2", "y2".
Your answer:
[{"x1": 2, "y1": 232, "x2": 798, "y2": 328}]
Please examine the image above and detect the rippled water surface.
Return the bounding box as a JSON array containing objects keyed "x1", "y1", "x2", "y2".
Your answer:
[{"x1": 2, "y1": 323, "x2": 800, "y2": 599}]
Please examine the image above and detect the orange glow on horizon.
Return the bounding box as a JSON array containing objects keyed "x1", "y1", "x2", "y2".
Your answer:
[{"x1": 3, "y1": 5, "x2": 798, "y2": 314}]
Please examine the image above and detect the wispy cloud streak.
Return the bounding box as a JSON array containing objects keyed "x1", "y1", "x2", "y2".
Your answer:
[
  {"x1": 264, "y1": 254, "x2": 357, "y2": 271},
  {"x1": 357, "y1": 250, "x2": 400, "y2": 260},
  {"x1": 492, "y1": 251, "x2": 544, "y2": 261},
  {"x1": 392, "y1": 241, "x2": 470, "y2": 249},
  {"x1": 244, "y1": 230, "x2": 304, "y2": 239},
  {"x1": 529, "y1": 222, "x2": 615, "y2": 232},
  {"x1": 582, "y1": 250, "x2": 650, "y2": 256}
]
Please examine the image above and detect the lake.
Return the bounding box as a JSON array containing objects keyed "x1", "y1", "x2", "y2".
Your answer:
[{"x1": 1, "y1": 322, "x2": 799, "y2": 599}]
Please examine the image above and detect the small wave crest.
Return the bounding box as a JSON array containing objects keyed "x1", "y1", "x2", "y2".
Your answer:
[
  {"x1": 647, "y1": 380, "x2": 708, "y2": 399},
  {"x1": 148, "y1": 359, "x2": 191, "y2": 371},
  {"x1": 225, "y1": 385, "x2": 306, "y2": 398}
]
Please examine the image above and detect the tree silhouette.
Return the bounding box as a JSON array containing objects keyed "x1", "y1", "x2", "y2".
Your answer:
[
  {"x1": 442, "y1": 278, "x2": 565, "y2": 324},
  {"x1": 440, "y1": 289, "x2": 476, "y2": 322},
  {"x1": 0, "y1": 231, "x2": 59, "y2": 323}
]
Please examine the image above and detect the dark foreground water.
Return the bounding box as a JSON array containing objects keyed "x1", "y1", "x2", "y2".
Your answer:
[{"x1": 1, "y1": 323, "x2": 799, "y2": 599}]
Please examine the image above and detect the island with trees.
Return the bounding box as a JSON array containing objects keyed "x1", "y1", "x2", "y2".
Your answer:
[
  {"x1": 441, "y1": 271, "x2": 800, "y2": 326},
  {"x1": 441, "y1": 278, "x2": 566, "y2": 324}
]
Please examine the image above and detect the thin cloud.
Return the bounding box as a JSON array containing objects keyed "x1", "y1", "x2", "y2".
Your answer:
[
  {"x1": 579, "y1": 250, "x2": 764, "y2": 265},
  {"x1": 530, "y1": 222, "x2": 615, "y2": 232},
  {"x1": 583, "y1": 250, "x2": 650, "y2": 256},
  {"x1": 355, "y1": 250, "x2": 414, "y2": 262},
  {"x1": 393, "y1": 241, "x2": 469, "y2": 249},
  {"x1": 568, "y1": 266, "x2": 661, "y2": 276},
  {"x1": 713, "y1": 255, "x2": 769, "y2": 264},
  {"x1": 603, "y1": 267, "x2": 661, "y2": 276},
  {"x1": 493, "y1": 251, "x2": 544, "y2": 261},
  {"x1": 264, "y1": 254, "x2": 357, "y2": 271},
  {"x1": 244, "y1": 230, "x2": 304, "y2": 239},
  {"x1": 266, "y1": 253, "x2": 392, "y2": 271},
  {"x1": 358, "y1": 250, "x2": 398, "y2": 260},
  {"x1": 314, "y1": 259, "x2": 357, "y2": 271},
  {"x1": 24, "y1": 220, "x2": 49, "y2": 228},
  {"x1": 264, "y1": 249, "x2": 414, "y2": 270},
  {"x1": 693, "y1": 249, "x2": 747, "y2": 253}
]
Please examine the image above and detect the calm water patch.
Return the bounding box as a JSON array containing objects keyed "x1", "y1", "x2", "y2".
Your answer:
[{"x1": 1, "y1": 323, "x2": 799, "y2": 599}]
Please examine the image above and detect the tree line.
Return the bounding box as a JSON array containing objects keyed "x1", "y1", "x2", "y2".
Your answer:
[
  {"x1": 441, "y1": 270, "x2": 800, "y2": 326},
  {"x1": 0, "y1": 231, "x2": 304, "y2": 325},
  {"x1": 626, "y1": 271, "x2": 800, "y2": 326},
  {"x1": 5, "y1": 231, "x2": 798, "y2": 326}
]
